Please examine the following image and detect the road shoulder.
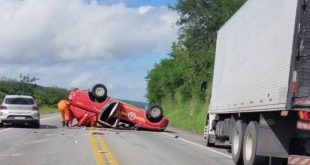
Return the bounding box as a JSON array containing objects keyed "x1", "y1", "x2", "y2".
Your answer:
[{"x1": 165, "y1": 126, "x2": 206, "y2": 146}]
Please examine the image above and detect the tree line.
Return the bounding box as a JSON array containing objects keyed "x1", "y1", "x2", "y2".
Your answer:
[
  {"x1": 0, "y1": 74, "x2": 68, "y2": 106},
  {"x1": 146, "y1": 0, "x2": 246, "y2": 104}
]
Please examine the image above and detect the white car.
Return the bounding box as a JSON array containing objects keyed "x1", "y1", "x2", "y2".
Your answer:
[{"x1": 0, "y1": 95, "x2": 40, "y2": 128}]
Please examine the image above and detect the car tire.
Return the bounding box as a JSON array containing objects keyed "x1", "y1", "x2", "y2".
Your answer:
[
  {"x1": 91, "y1": 84, "x2": 108, "y2": 102},
  {"x1": 33, "y1": 121, "x2": 40, "y2": 129},
  {"x1": 232, "y1": 120, "x2": 247, "y2": 165},
  {"x1": 146, "y1": 105, "x2": 163, "y2": 123},
  {"x1": 243, "y1": 121, "x2": 267, "y2": 165}
]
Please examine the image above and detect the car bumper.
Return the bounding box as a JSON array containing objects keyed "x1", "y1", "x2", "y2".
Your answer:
[
  {"x1": 0, "y1": 116, "x2": 40, "y2": 124},
  {"x1": 0, "y1": 110, "x2": 40, "y2": 123},
  {"x1": 1, "y1": 118, "x2": 39, "y2": 124}
]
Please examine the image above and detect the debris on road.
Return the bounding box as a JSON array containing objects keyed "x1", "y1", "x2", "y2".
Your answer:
[{"x1": 92, "y1": 132, "x2": 105, "y2": 135}]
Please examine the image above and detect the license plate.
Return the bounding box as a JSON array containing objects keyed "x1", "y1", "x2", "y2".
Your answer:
[
  {"x1": 15, "y1": 117, "x2": 25, "y2": 120},
  {"x1": 297, "y1": 120, "x2": 310, "y2": 130}
]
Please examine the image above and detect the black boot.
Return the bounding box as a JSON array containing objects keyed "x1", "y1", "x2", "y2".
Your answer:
[
  {"x1": 65, "y1": 122, "x2": 69, "y2": 127},
  {"x1": 62, "y1": 121, "x2": 65, "y2": 127}
]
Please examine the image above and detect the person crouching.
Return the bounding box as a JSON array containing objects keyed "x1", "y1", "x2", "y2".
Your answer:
[{"x1": 57, "y1": 99, "x2": 72, "y2": 127}]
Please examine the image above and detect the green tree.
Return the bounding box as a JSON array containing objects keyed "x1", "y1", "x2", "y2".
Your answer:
[
  {"x1": 0, "y1": 75, "x2": 68, "y2": 106},
  {"x1": 147, "y1": 0, "x2": 246, "y2": 104},
  {"x1": 35, "y1": 87, "x2": 68, "y2": 106},
  {"x1": 18, "y1": 74, "x2": 39, "y2": 96}
]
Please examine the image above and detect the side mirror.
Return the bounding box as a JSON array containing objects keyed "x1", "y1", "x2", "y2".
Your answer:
[{"x1": 200, "y1": 81, "x2": 208, "y2": 92}]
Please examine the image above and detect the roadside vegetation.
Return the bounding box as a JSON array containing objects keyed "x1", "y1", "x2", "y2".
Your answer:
[
  {"x1": 146, "y1": 0, "x2": 246, "y2": 133},
  {"x1": 0, "y1": 74, "x2": 67, "y2": 114}
]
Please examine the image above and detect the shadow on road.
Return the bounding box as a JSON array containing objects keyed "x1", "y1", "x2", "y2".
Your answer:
[
  {"x1": 38, "y1": 124, "x2": 58, "y2": 129},
  {"x1": 2, "y1": 124, "x2": 58, "y2": 129},
  {"x1": 164, "y1": 130, "x2": 176, "y2": 133},
  {"x1": 212, "y1": 145, "x2": 231, "y2": 153}
]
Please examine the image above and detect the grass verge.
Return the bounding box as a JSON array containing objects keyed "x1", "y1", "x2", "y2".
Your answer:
[
  {"x1": 40, "y1": 105, "x2": 58, "y2": 114},
  {"x1": 162, "y1": 95, "x2": 209, "y2": 134}
]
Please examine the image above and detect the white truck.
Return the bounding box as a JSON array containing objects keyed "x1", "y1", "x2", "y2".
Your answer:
[{"x1": 205, "y1": 0, "x2": 310, "y2": 165}]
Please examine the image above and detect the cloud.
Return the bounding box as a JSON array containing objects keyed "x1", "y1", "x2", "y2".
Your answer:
[
  {"x1": 0, "y1": 0, "x2": 178, "y2": 102},
  {"x1": 0, "y1": 61, "x2": 150, "y2": 101},
  {"x1": 69, "y1": 72, "x2": 93, "y2": 87},
  {"x1": 0, "y1": 0, "x2": 178, "y2": 64},
  {"x1": 138, "y1": 6, "x2": 154, "y2": 14}
]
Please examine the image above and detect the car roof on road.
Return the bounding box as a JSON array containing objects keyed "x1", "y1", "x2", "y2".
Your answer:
[{"x1": 4, "y1": 95, "x2": 34, "y2": 99}]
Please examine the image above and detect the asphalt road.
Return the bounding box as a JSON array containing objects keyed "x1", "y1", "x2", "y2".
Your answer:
[{"x1": 0, "y1": 114, "x2": 234, "y2": 165}]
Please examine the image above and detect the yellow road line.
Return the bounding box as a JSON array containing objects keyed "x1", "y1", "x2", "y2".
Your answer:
[
  {"x1": 89, "y1": 127, "x2": 119, "y2": 165},
  {"x1": 89, "y1": 134, "x2": 106, "y2": 165},
  {"x1": 97, "y1": 136, "x2": 120, "y2": 165}
]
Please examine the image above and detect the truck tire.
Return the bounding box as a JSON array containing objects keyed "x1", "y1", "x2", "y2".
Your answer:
[
  {"x1": 146, "y1": 105, "x2": 163, "y2": 123},
  {"x1": 91, "y1": 84, "x2": 107, "y2": 101},
  {"x1": 232, "y1": 120, "x2": 247, "y2": 165},
  {"x1": 243, "y1": 121, "x2": 267, "y2": 165}
]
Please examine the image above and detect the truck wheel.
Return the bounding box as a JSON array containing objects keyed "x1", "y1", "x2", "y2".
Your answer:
[
  {"x1": 243, "y1": 121, "x2": 267, "y2": 165},
  {"x1": 146, "y1": 105, "x2": 163, "y2": 123},
  {"x1": 232, "y1": 120, "x2": 247, "y2": 165},
  {"x1": 91, "y1": 84, "x2": 107, "y2": 100}
]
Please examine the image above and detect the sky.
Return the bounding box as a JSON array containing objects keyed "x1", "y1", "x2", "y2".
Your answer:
[{"x1": 0, "y1": 0, "x2": 178, "y2": 102}]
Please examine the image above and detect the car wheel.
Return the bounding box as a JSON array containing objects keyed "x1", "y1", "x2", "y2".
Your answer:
[
  {"x1": 232, "y1": 120, "x2": 247, "y2": 165},
  {"x1": 243, "y1": 121, "x2": 267, "y2": 165},
  {"x1": 91, "y1": 84, "x2": 108, "y2": 101},
  {"x1": 33, "y1": 121, "x2": 40, "y2": 129},
  {"x1": 146, "y1": 105, "x2": 163, "y2": 123}
]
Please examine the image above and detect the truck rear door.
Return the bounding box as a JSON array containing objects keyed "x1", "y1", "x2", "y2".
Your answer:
[{"x1": 294, "y1": 0, "x2": 310, "y2": 107}]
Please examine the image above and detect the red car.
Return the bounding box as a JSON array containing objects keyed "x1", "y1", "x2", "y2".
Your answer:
[{"x1": 69, "y1": 84, "x2": 169, "y2": 131}]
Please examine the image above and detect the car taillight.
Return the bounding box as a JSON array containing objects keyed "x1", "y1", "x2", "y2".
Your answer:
[
  {"x1": 0, "y1": 105, "x2": 7, "y2": 110},
  {"x1": 33, "y1": 106, "x2": 39, "y2": 111},
  {"x1": 299, "y1": 111, "x2": 310, "y2": 120}
]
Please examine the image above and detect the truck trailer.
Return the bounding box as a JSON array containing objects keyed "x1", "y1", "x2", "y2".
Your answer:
[{"x1": 205, "y1": 0, "x2": 310, "y2": 164}]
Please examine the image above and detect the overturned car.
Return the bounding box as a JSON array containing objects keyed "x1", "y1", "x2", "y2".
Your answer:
[{"x1": 69, "y1": 84, "x2": 169, "y2": 131}]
